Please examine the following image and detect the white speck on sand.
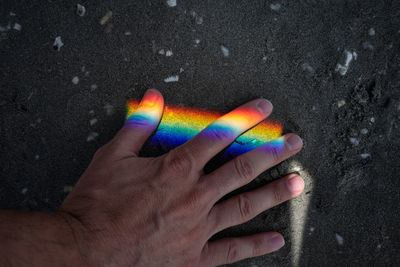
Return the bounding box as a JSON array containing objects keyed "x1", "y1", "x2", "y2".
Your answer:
[
  {"x1": 179, "y1": 67, "x2": 184, "y2": 73},
  {"x1": 90, "y1": 118, "x2": 98, "y2": 126},
  {"x1": 195, "y1": 16, "x2": 203, "y2": 25},
  {"x1": 335, "y1": 233, "x2": 344, "y2": 245},
  {"x1": 337, "y1": 100, "x2": 346, "y2": 108},
  {"x1": 53, "y1": 36, "x2": 64, "y2": 51},
  {"x1": 164, "y1": 75, "x2": 179, "y2": 83},
  {"x1": 368, "y1": 27, "x2": 375, "y2": 36},
  {"x1": 361, "y1": 153, "x2": 371, "y2": 159},
  {"x1": 63, "y1": 185, "x2": 74, "y2": 193},
  {"x1": 352, "y1": 51, "x2": 358, "y2": 60},
  {"x1": 361, "y1": 128, "x2": 369, "y2": 135},
  {"x1": 90, "y1": 84, "x2": 98, "y2": 91},
  {"x1": 81, "y1": 66, "x2": 86, "y2": 72},
  {"x1": 34, "y1": 154, "x2": 40, "y2": 160},
  {"x1": 72, "y1": 76, "x2": 79, "y2": 85},
  {"x1": 158, "y1": 49, "x2": 165, "y2": 55},
  {"x1": 104, "y1": 103, "x2": 114, "y2": 115},
  {"x1": 87, "y1": 132, "x2": 99, "y2": 142},
  {"x1": 10, "y1": 12, "x2": 16, "y2": 16},
  {"x1": 124, "y1": 31, "x2": 132, "y2": 36},
  {"x1": 220, "y1": 45, "x2": 230, "y2": 57},
  {"x1": 335, "y1": 50, "x2": 355, "y2": 76},
  {"x1": 166, "y1": 0, "x2": 177, "y2": 7},
  {"x1": 165, "y1": 50, "x2": 173, "y2": 57},
  {"x1": 302, "y1": 62, "x2": 315, "y2": 74},
  {"x1": 100, "y1": 10, "x2": 112, "y2": 25},
  {"x1": 89, "y1": 110, "x2": 95, "y2": 116},
  {"x1": 262, "y1": 56, "x2": 267, "y2": 61},
  {"x1": 195, "y1": 39, "x2": 200, "y2": 44},
  {"x1": 76, "y1": 4, "x2": 86, "y2": 17},
  {"x1": 370, "y1": 117, "x2": 375, "y2": 123},
  {"x1": 191, "y1": 11, "x2": 203, "y2": 24},
  {"x1": 21, "y1": 188, "x2": 28, "y2": 194},
  {"x1": 349, "y1": 137, "x2": 360, "y2": 146},
  {"x1": 13, "y1": 23, "x2": 21, "y2": 31},
  {"x1": 310, "y1": 227, "x2": 315, "y2": 232},
  {"x1": 270, "y1": 3, "x2": 281, "y2": 11}
]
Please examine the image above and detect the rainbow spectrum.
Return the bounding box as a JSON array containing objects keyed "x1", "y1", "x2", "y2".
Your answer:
[{"x1": 126, "y1": 99, "x2": 284, "y2": 157}]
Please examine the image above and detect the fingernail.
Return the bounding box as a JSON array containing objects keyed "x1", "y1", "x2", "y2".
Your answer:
[
  {"x1": 286, "y1": 175, "x2": 304, "y2": 193},
  {"x1": 141, "y1": 89, "x2": 159, "y2": 107},
  {"x1": 269, "y1": 234, "x2": 285, "y2": 250},
  {"x1": 286, "y1": 134, "x2": 303, "y2": 151},
  {"x1": 256, "y1": 99, "x2": 273, "y2": 115}
]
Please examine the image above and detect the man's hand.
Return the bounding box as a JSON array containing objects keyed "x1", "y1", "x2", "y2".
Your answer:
[
  {"x1": 60, "y1": 89, "x2": 304, "y2": 266},
  {"x1": 0, "y1": 89, "x2": 304, "y2": 267}
]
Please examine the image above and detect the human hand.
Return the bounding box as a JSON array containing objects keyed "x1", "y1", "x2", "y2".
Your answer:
[{"x1": 60, "y1": 89, "x2": 304, "y2": 266}]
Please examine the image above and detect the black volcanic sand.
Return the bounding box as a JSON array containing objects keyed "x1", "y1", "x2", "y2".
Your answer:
[{"x1": 1, "y1": 1, "x2": 399, "y2": 266}]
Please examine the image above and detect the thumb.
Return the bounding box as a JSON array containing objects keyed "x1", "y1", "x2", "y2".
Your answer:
[{"x1": 113, "y1": 89, "x2": 164, "y2": 156}]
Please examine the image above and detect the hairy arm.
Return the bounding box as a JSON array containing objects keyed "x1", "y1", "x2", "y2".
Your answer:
[{"x1": 0, "y1": 211, "x2": 84, "y2": 266}]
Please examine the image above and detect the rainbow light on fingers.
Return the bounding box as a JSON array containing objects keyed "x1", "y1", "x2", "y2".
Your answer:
[{"x1": 126, "y1": 100, "x2": 284, "y2": 157}]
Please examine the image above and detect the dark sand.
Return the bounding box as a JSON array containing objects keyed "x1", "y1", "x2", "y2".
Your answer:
[{"x1": 1, "y1": 1, "x2": 399, "y2": 266}]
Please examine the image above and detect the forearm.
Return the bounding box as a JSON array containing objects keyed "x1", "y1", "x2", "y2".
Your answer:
[{"x1": 0, "y1": 210, "x2": 85, "y2": 267}]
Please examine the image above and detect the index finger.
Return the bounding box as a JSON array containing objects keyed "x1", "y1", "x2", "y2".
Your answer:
[{"x1": 175, "y1": 98, "x2": 273, "y2": 169}]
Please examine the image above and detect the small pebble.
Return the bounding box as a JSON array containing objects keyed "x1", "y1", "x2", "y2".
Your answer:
[
  {"x1": 337, "y1": 100, "x2": 346, "y2": 108},
  {"x1": 220, "y1": 45, "x2": 230, "y2": 57},
  {"x1": 53, "y1": 36, "x2": 64, "y2": 51},
  {"x1": 13, "y1": 23, "x2": 21, "y2": 31},
  {"x1": 100, "y1": 10, "x2": 112, "y2": 25},
  {"x1": 87, "y1": 132, "x2": 99, "y2": 142},
  {"x1": 165, "y1": 50, "x2": 173, "y2": 57},
  {"x1": 21, "y1": 188, "x2": 28, "y2": 194},
  {"x1": 335, "y1": 233, "x2": 344, "y2": 245},
  {"x1": 270, "y1": 3, "x2": 281, "y2": 11},
  {"x1": 90, "y1": 118, "x2": 98, "y2": 126},
  {"x1": 360, "y1": 153, "x2": 371, "y2": 159},
  {"x1": 164, "y1": 75, "x2": 179, "y2": 83},
  {"x1": 370, "y1": 117, "x2": 375, "y2": 123},
  {"x1": 34, "y1": 154, "x2": 40, "y2": 160},
  {"x1": 194, "y1": 39, "x2": 200, "y2": 44},
  {"x1": 349, "y1": 137, "x2": 360, "y2": 146},
  {"x1": 124, "y1": 31, "x2": 132, "y2": 36},
  {"x1": 90, "y1": 84, "x2": 98, "y2": 91},
  {"x1": 158, "y1": 49, "x2": 165, "y2": 55},
  {"x1": 368, "y1": 28, "x2": 375, "y2": 36},
  {"x1": 166, "y1": 0, "x2": 177, "y2": 7},
  {"x1": 76, "y1": 4, "x2": 86, "y2": 17},
  {"x1": 360, "y1": 128, "x2": 369, "y2": 135},
  {"x1": 72, "y1": 76, "x2": 80, "y2": 85}
]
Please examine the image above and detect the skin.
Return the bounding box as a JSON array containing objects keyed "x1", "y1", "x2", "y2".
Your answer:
[{"x1": 0, "y1": 89, "x2": 304, "y2": 266}]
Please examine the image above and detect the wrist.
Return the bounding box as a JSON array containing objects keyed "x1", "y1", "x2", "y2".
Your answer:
[{"x1": 0, "y1": 210, "x2": 87, "y2": 267}]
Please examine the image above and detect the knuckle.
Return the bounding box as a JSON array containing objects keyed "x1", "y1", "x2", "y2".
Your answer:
[
  {"x1": 165, "y1": 147, "x2": 196, "y2": 175},
  {"x1": 272, "y1": 183, "x2": 283, "y2": 203},
  {"x1": 233, "y1": 156, "x2": 254, "y2": 181},
  {"x1": 226, "y1": 240, "x2": 239, "y2": 263},
  {"x1": 237, "y1": 194, "x2": 253, "y2": 222},
  {"x1": 252, "y1": 237, "x2": 264, "y2": 256},
  {"x1": 270, "y1": 147, "x2": 281, "y2": 162}
]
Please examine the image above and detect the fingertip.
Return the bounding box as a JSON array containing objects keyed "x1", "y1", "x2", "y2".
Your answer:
[
  {"x1": 285, "y1": 174, "x2": 305, "y2": 195},
  {"x1": 266, "y1": 232, "x2": 285, "y2": 251},
  {"x1": 256, "y1": 98, "x2": 273, "y2": 115},
  {"x1": 285, "y1": 133, "x2": 303, "y2": 152}
]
